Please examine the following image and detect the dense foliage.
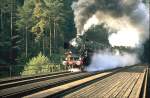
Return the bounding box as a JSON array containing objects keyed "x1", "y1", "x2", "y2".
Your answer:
[
  {"x1": 0, "y1": 0, "x2": 76, "y2": 66},
  {"x1": 22, "y1": 52, "x2": 49, "y2": 75}
]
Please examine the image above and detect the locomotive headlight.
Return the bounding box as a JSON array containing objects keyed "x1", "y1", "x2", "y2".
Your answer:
[
  {"x1": 62, "y1": 61, "x2": 67, "y2": 65},
  {"x1": 76, "y1": 61, "x2": 81, "y2": 65}
]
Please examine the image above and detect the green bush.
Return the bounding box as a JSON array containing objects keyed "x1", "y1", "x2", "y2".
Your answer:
[{"x1": 21, "y1": 52, "x2": 50, "y2": 75}]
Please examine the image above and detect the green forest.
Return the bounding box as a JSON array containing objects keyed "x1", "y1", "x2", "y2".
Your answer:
[
  {"x1": 0, "y1": 0, "x2": 77, "y2": 77},
  {"x1": 0, "y1": 0, "x2": 149, "y2": 77}
]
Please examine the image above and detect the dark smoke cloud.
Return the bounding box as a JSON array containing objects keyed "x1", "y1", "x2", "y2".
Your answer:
[
  {"x1": 72, "y1": 0, "x2": 149, "y2": 38},
  {"x1": 72, "y1": 0, "x2": 96, "y2": 34}
]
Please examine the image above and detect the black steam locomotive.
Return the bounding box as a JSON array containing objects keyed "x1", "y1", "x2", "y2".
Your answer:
[{"x1": 63, "y1": 37, "x2": 109, "y2": 72}]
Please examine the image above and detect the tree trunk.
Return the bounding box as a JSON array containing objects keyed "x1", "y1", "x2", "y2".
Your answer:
[
  {"x1": 10, "y1": 0, "x2": 13, "y2": 64},
  {"x1": 54, "y1": 20, "x2": 56, "y2": 53},
  {"x1": 10, "y1": 0, "x2": 13, "y2": 38},
  {"x1": 42, "y1": 35, "x2": 45, "y2": 54},
  {"x1": 25, "y1": 26, "x2": 28, "y2": 58},
  {"x1": 0, "y1": 9, "x2": 3, "y2": 32},
  {"x1": 49, "y1": 17, "x2": 52, "y2": 57},
  {"x1": 55, "y1": 23, "x2": 58, "y2": 53}
]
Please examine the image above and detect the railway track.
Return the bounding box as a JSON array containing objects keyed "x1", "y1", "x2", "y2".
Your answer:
[
  {"x1": 0, "y1": 71, "x2": 77, "y2": 90},
  {"x1": 0, "y1": 65, "x2": 148, "y2": 98},
  {"x1": 61, "y1": 66, "x2": 148, "y2": 98},
  {"x1": 0, "y1": 67, "x2": 119, "y2": 98},
  {"x1": 0, "y1": 71, "x2": 69, "y2": 84},
  {"x1": 23, "y1": 65, "x2": 148, "y2": 98}
]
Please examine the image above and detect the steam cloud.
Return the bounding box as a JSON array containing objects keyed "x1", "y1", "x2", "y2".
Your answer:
[
  {"x1": 86, "y1": 49, "x2": 140, "y2": 71},
  {"x1": 71, "y1": 0, "x2": 149, "y2": 71}
]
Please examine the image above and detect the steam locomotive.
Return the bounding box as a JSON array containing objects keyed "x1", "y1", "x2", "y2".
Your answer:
[{"x1": 62, "y1": 37, "x2": 109, "y2": 72}]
